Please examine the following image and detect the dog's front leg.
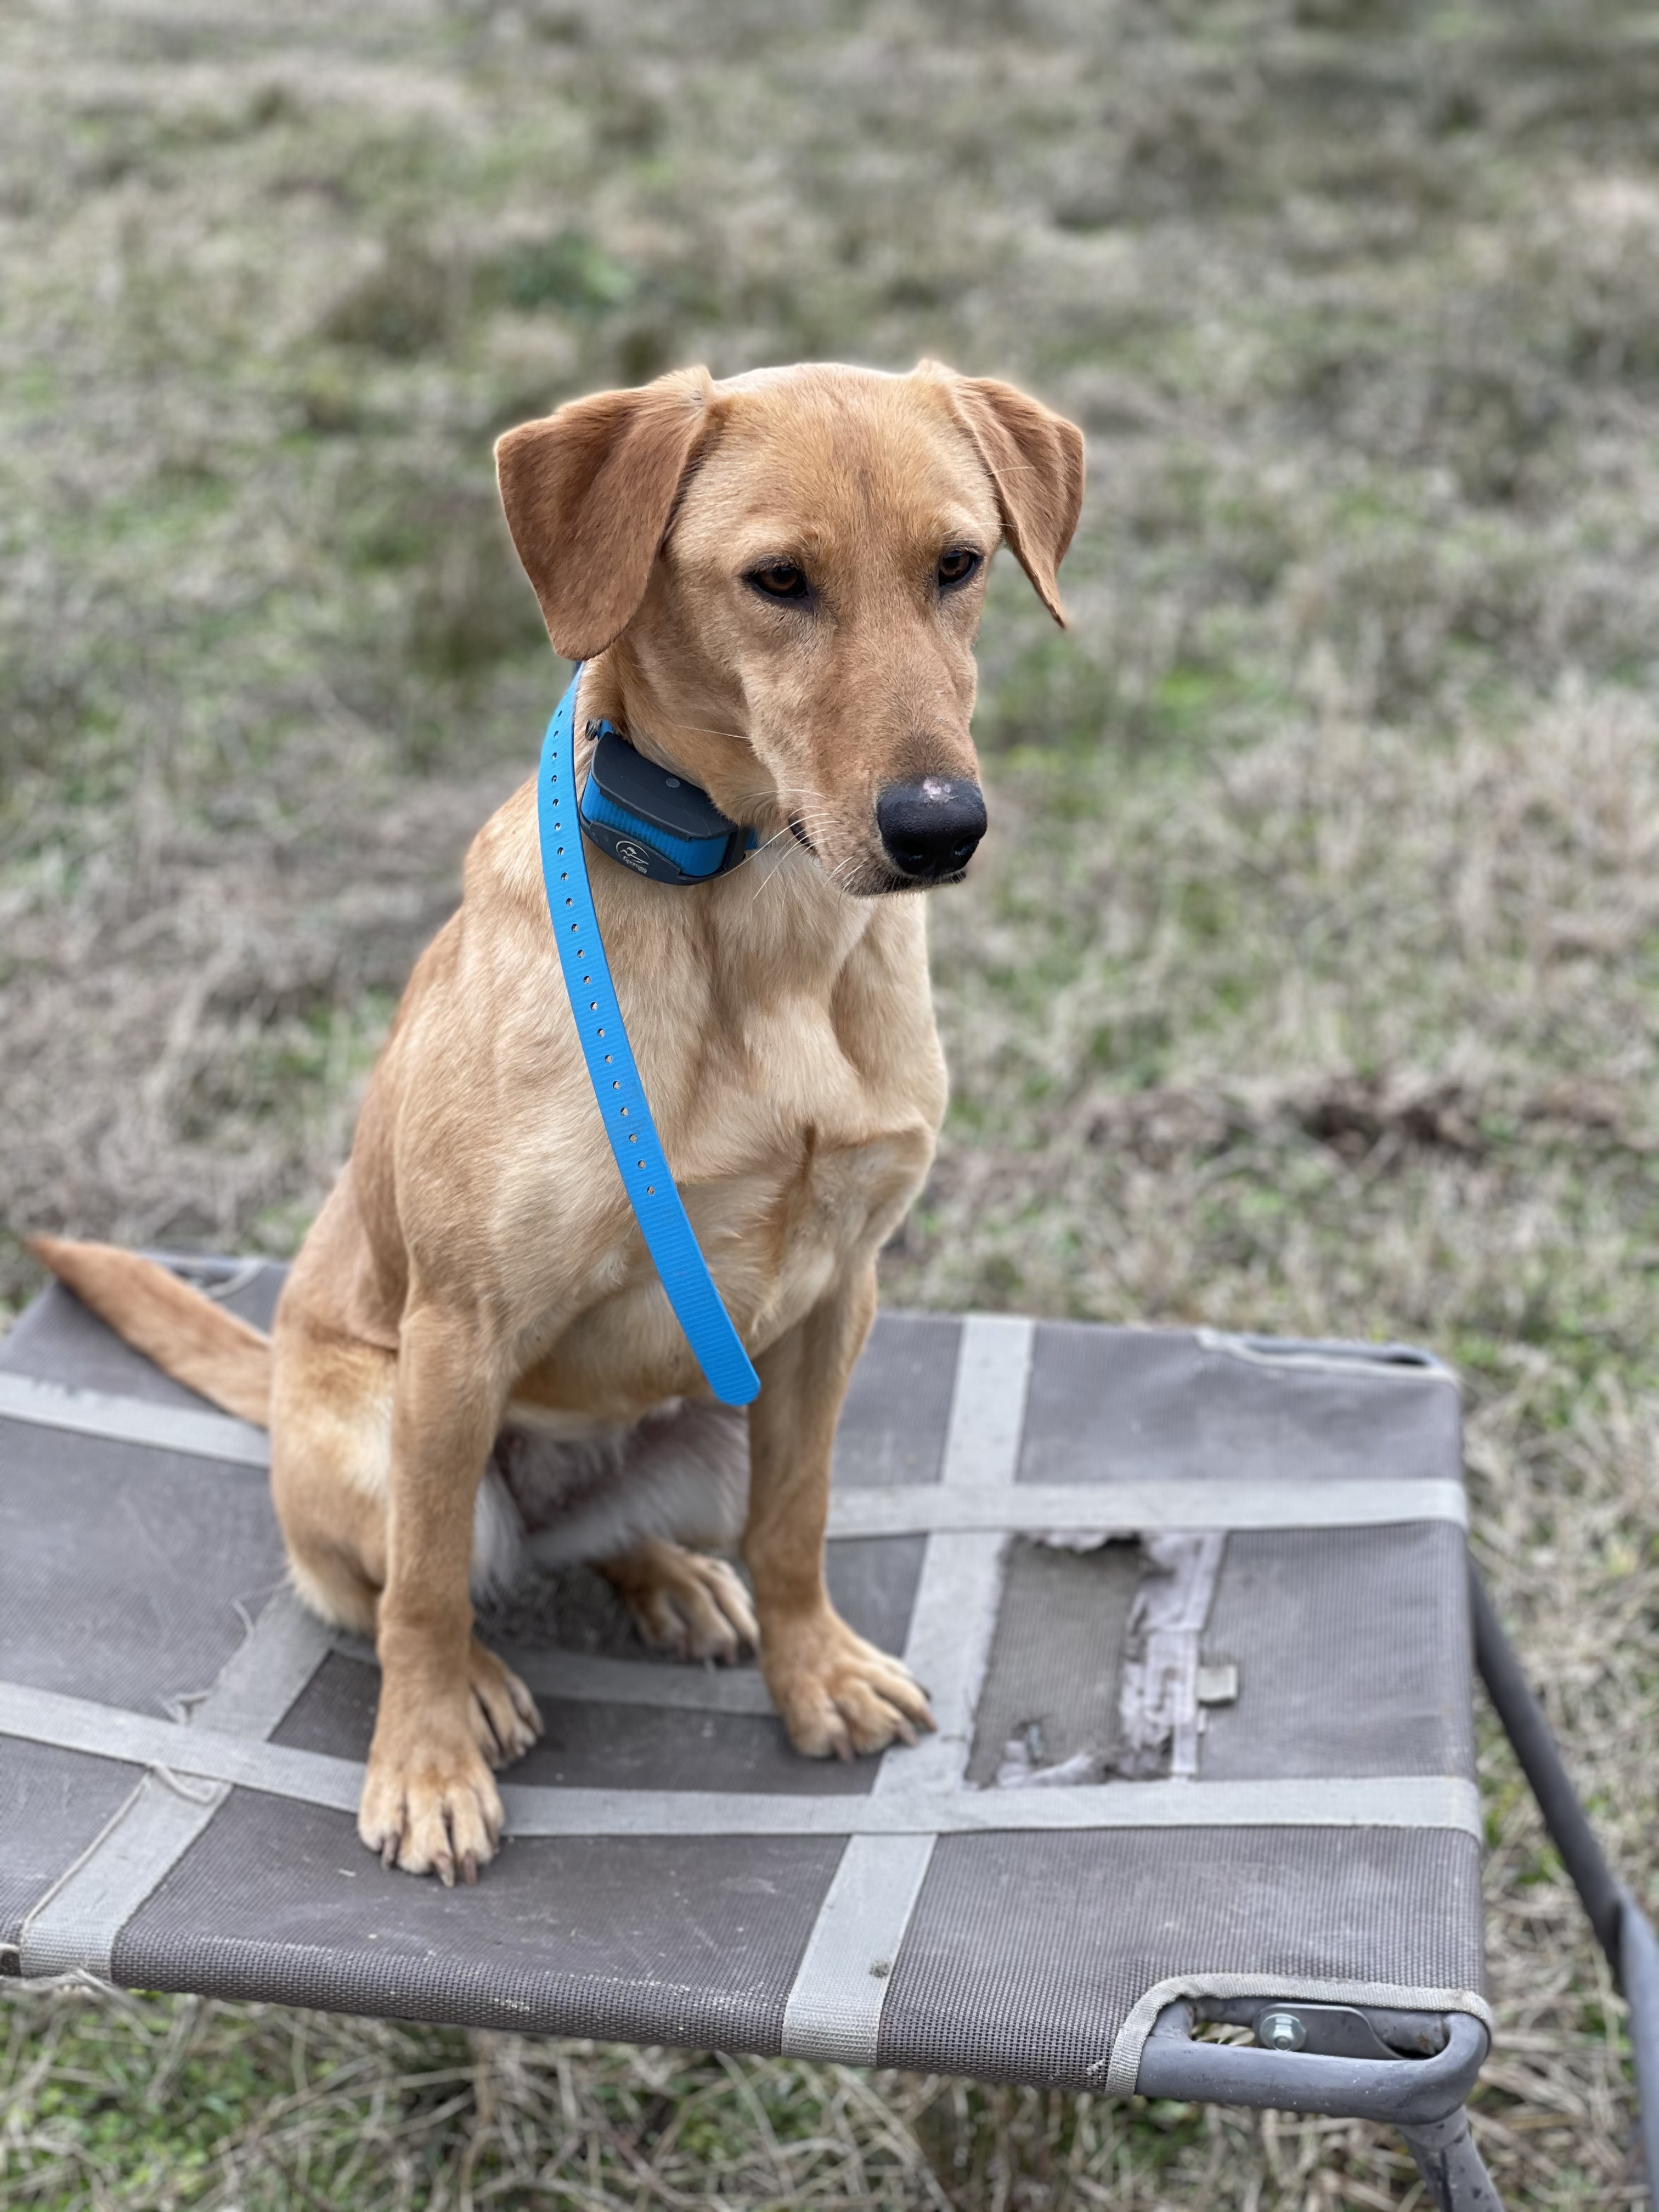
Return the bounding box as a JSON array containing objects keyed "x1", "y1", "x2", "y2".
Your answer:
[
  {"x1": 360, "y1": 1304, "x2": 515, "y2": 1882},
  {"x1": 746, "y1": 1267, "x2": 935, "y2": 1759}
]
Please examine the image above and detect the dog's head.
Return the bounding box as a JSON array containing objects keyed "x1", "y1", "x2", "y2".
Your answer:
[{"x1": 496, "y1": 360, "x2": 1084, "y2": 896}]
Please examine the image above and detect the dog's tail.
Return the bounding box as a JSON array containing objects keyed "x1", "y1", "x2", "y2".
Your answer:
[{"x1": 25, "y1": 1235, "x2": 273, "y2": 1427}]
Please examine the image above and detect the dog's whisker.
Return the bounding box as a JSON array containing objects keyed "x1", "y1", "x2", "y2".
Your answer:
[
  {"x1": 748, "y1": 840, "x2": 803, "y2": 907},
  {"x1": 822, "y1": 851, "x2": 863, "y2": 900},
  {"x1": 742, "y1": 831, "x2": 795, "y2": 873},
  {"x1": 667, "y1": 721, "x2": 755, "y2": 747}
]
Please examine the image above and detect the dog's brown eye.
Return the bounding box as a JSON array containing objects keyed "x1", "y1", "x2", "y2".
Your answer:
[
  {"x1": 749, "y1": 562, "x2": 808, "y2": 600},
  {"x1": 938, "y1": 548, "x2": 980, "y2": 588}
]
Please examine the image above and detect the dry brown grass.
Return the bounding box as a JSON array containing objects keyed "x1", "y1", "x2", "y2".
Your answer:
[{"x1": 4, "y1": 0, "x2": 1659, "y2": 2203}]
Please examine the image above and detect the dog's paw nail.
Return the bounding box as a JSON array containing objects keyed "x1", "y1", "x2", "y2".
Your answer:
[
  {"x1": 380, "y1": 1836, "x2": 399, "y2": 1870},
  {"x1": 461, "y1": 1851, "x2": 479, "y2": 1886}
]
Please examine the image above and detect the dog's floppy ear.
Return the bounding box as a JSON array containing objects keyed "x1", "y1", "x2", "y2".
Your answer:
[
  {"x1": 920, "y1": 363, "x2": 1085, "y2": 628},
  {"x1": 495, "y1": 367, "x2": 715, "y2": 661}
]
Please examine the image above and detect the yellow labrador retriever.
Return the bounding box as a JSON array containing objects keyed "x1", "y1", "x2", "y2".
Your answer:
[{"x1": 32, "y1": 359, "x2": 1084, "y2": 1883}]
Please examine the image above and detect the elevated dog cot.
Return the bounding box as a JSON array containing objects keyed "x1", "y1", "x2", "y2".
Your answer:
[{"x1": 2, "y1": 1259, "x2": 1655, "y2": 2211}]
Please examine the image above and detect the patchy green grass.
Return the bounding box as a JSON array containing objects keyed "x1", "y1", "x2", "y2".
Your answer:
[{"x1": 4, "y1": 0, "x2": 1659, "y2": 2204}]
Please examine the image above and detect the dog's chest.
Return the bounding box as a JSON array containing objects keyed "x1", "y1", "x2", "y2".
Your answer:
[
  {"x1": 628, "y1": 890, "x2": 944, "y2": 1217},
  {"x1": 673, "y1": 987, "x2": 942, "y2": 1322}
]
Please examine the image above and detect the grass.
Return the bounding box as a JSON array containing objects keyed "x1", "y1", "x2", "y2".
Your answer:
[{"x1": 3, "y1": 0, "x2": 1659, "y2": 2203}]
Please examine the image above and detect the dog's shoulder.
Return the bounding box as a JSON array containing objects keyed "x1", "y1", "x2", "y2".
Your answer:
[{"x1": 460, "y1": 774, "x2": 541, "y2": 911}]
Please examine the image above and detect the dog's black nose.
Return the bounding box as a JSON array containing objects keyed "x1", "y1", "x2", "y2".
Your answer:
[{"x1": 876, "y1": 777, "x2": 988, "y2": 883}]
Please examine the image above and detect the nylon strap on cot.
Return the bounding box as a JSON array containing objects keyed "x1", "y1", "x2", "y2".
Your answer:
[{"x1": 537, "y1": 667, "x2": 760, "y2": 1407}]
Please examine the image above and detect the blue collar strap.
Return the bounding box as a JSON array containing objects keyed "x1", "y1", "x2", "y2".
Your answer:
[
  {"x1": 578, "y1": 719, "x2": 755, "y2": 885},
  {"x1": 537, "y1": 668, "x2": 761, "y2": 1408}
]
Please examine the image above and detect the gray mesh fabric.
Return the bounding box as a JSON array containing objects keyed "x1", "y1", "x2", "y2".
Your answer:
[
  {"x1": 825, "y1": 1535, "x2": 929, "y2": 1652},
  {"x1": 876, "y1": 1826, "x2": 1485, "y2": 2087},
  {"x1": 1201, "y1": 1524, "x2": 1476, "y2": 1781},
  {"x1": 0, "y1": 1744, "x2": 144, "y2": 1949},
  {"x1": 832, "y1": 1311, "x2": 960, "y2": 1488},
  {"x1": 272, "y1": 1651, "x2": 876, "y2": 1797},
  {"x1": 966, "y1": 1541, "x2": 1141, "y2": 1785},
  {"x1": 478, "y1": 1539, "x2": 927, "y2": 1663},
  {"x1": 112, "y1": 1793, "x2": 843, "y2": 2051},
  {"x1": 0, "y1": 1421, "x2": 284, "y2": 1712},
  {"x1": 1018, "y1": 1323, "x2": 1460, "y2": 1490}
]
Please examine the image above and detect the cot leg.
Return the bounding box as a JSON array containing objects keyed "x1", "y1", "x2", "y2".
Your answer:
[
  {"x1": 1472, "y1": 1561, "x2": 1659, "y2": 2199},
  {"x1": 1397, "y1": 2109, "x2": 1504, "y2": 2211}
]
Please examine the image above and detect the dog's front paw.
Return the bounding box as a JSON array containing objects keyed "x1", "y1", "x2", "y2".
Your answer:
[
  {"x1": 359, "y1": 1726, "x2": 505, "y2": 1886},
  {"x1": 763, "y1": 1609, "x2": 935, "y2": 1759}
]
